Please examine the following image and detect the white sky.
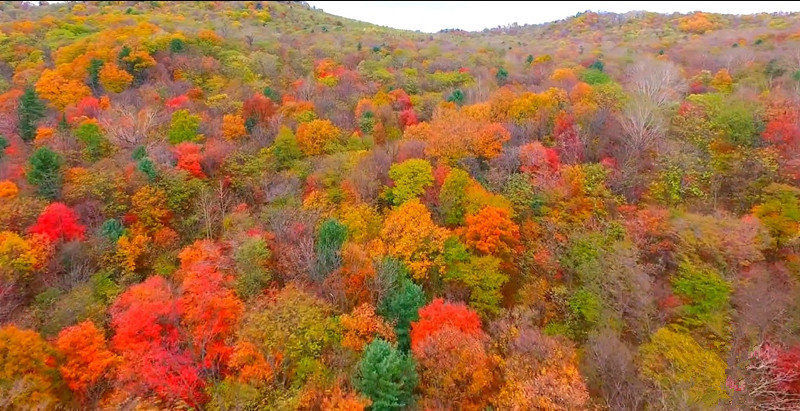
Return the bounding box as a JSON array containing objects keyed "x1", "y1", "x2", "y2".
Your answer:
[{"x1": 307, "y1": 1, "x2": 800, "y2": 33}]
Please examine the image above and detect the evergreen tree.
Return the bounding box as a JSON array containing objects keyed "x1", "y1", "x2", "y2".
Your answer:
[
  {"x1": 354, "y1": 339, "x2": 417, "y2": 410},
  {"x1": 18, "y1": 86, "x2": 46, "y2": 142},
  {"x1": 27, "y1": 147, "x2": 62, "y2": 199}
]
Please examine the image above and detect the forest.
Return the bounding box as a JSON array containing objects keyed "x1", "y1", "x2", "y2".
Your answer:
[{"x1": 1, "y1": 1, "x2": 800, "y2": 409}]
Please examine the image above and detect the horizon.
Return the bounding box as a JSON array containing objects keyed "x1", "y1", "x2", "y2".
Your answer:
[{"x1": 307, "y1": 1, "x2": 800, "y2": 33}]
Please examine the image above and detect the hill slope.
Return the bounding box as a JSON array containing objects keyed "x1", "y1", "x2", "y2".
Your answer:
[{"x1": 0, "y1": 1, "x2": 800, "y2": 409}]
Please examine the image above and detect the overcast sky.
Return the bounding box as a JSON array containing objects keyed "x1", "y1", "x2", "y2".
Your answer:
[{"x1": 306, "y1": 1, "x2": 800, "y2": 33}]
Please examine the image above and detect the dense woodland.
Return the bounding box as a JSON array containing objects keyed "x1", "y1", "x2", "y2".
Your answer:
[{"x1": 2, "y1": 1, "x2": 800, "y2": 409}]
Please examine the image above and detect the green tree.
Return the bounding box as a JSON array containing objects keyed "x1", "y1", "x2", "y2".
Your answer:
[
  {"x1": 87, "y1": 58, "x2": 104, "y2": 89},
  {"x1": 377, "y1": 269, "x2": 426, "y2": 351},
  {"x1": 354, "y1": 339, "x2": 417, "y2": 410},
  {"x1": 27, "y1": 147, "x2": 62, "y2": 199},
  {"x1": 0, "y1": 135, "x2": 8, "y2": 158},
  {"x1": 438, "y1": 168, "x2": 470, "y2": 225},
  {"x1": 18, "y1": 86, "x2": 46, "y2": 142},
  {"x1": 387, "y1": 159, "x2": 433, "y2": 206},
  {"x1": 442, "y1": 238, "x2": 508, "y2": 317},
  {"x1": 315, "y1": 218, "x2": 348, "y2": 280},
  {"x1": 74, "y1": 121, "x2": 111, "y2": 162},
  {"x1": 639, "y1": 327, "x2": 728, "y2": 407},
  {"x1": 167, "y1": 109, "x2": 202, "y2": 144},
  {"x1": 268, "y1": 126, "x2": 303, "y2": 169}
]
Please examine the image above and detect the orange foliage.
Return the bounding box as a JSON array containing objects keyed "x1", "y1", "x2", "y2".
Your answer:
[
  {"x1": 54, "y1": 321, "x2": 118, "y2": 400},
  {"x1": 464, "y1": 206, "x2": 520, "y2": 256},
  {"x1": 221, "y1": 114, "x2": 247, "y2": 140},
  {"x1": 0, "y1": 180, "x2": 18, "y2": 198},
  {"x1": 174, "y1": 142, "x2": 206, "y2": 178},
  {"x1": 410, "y1": 298, "x2": 483, "y2": 352},
  {"x1": 35, "y1": 68, "x2": 92, "y2": 110},
  {"x1": 340, "y1": 303, "x2": 396, "y2": 351},
  {"x1": 99, "y1": 62, "x2": 133, "y2": 93},
  {"x1": 296, "y1": 119, "x2": 341, "y2": 155}
]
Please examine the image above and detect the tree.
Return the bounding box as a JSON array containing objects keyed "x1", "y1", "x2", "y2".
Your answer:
[
  {"x1": 752, "y1": 183, "x2": 800, "y2": 248},
  {"x1": 98, "y1": 62, "x2": 133, "y2": 93},
  {"x1": 638, "y1": 327, "x2": 727, "y2": 407},
  {"x1": 315, "y1": 218, "x2": 348, "y2": 280},
  {"x1": 178, "y1": 241, "x2": 244, "y2": 375},
  {"x1": 377, "y1": 266, "x2": 426, "y2": 351},
  {"x1": 387, "y1": 158, "x2": 433, "y2": 206},
  {"x1": 0, "y1": 325, "x2": 60, "y2": 408},
  {"x1": 381, "y1": 199, "x2": 448, "y2": 280},
  {"x1": 443, "y1": 239, "x2": 509, "y2": 317},
  {"x1": 18, "y1": 86, "x2": 46, "y2": 142},
  {"x1": 341, "y1": 304, "x2": 395, "y2": 352},
  {"x1": 35, "y1": 68, "x2": 91, "y2": 110},
  {"x1": 27, "y1": 147, "x2": 63, "y2": 199},
  {"x1": 464, "y1": 206, "x2": 520, "y2": 257},
  {"x1": 353, "y1": 339, "x2": 417, "y2": 410},
  {"x1": 413, "y1": 326, "x2": 494, "y2": 409},
  {"x1": 173, "y1": 142, "x2": 205, "y2": 178},
  {"x1": 110, "y1": 276, "x2": 206, "y2": 406},
  {"x1": 29, "y1": 202, "x2": 86, "y2": 242},
  {"x1": 296, "y1": 119, "x2": 341, "y2": 155},
  {"x1": 410, "y1": 298, "x2": 483, "y2": 351},
  {"x1": 168, "y1": 109, "x2": 202, "y2": 144},
  {"x1": 438, "y1": 168, "x2": 470, "y2": 226},
  {"x1": 221, "y1": 114, "x2": 247, "y2": 140},
  {"x1": 74, "y1": 120, "x2": 111, "y2": 162},
  {"x1": 54, "y1": 320, "x2": 117, "y2": 401}
]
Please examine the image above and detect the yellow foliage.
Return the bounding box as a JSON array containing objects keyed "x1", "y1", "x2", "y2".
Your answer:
[
  {"x1": 98, "y1": 63, "x2": 133, "y2": 93},
  {"x1": 0, "y1": 181, "x2": 19, "y2": 199},
  {"x1": 381, "y1": 199, "x2": 448, "y2": 280},
  {"x1": 35, "y1": 68, "x2": 92, "y2": 110}
]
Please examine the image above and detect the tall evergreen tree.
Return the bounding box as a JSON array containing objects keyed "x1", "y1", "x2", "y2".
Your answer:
[{"x1": 17, "y1": 86, "x2": 46, "y2": 142}]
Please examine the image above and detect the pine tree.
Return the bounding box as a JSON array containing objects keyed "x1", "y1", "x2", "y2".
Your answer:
[
  {"x1": 27, "y1": 147, "x2": 62, "y2": 199},
  {"x1": 18, "y1": 86, "x2": 46, "y2": 142},
  {"x1": 354, "y1": 339, "x2": 417, "y2": 410}
]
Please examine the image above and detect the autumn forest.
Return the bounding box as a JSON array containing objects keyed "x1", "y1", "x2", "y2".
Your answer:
[{"x1": 1, "y1": 1, "x2": 800, "y2": 409}]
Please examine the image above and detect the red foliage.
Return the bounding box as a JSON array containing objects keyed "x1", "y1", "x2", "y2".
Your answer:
[
  {"x1": 29, "y1": 202, "x2": 86, "y2": 242},
  {"x1": 410, "y1": 298, "x2": 483, "y2": 352},
  {"x1": 519, "y1": 141, "x2": 561, "y2": 188},
  {"x1": 399, "y1": 108, "x2": 419, "y2": 127},
  {"x1": 174, "y1": 142, "x2": 205, "y2": 178},
  {"x1": 166, "y1": 95, "x2": 189, "y2": 110},
  {"x1": 177, "y1": 241, "x2": 243, "y2": 374},
  {"x1": 243, "y1": 94, "x2": 277, "y2": 124},
  {"x1": 110, "y1": 276, "x2": 206, "y2": 406},
  {"x1": 65, "y1": 96, "x2": 102, "y2": 123},
  {"x1": 553, "y1": 111, "x2": 583, "y2": 163}
]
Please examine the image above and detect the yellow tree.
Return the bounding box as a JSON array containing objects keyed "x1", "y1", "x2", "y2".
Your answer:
[{"x1": 381, "y1": 199, "x2": 449, "y2": 280}]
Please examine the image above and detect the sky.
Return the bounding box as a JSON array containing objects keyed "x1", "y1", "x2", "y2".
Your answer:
[{"x1": 306, "y1": 1, "x2": 800, "y2": 33}]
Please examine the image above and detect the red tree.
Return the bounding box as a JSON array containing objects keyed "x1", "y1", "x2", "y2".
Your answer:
[
  {"x1": 410, "y1": 298, "x2": 483, "y2": 352},
  {"x1": 29, "y1": 202, "x2": 86, "y2": 242}
]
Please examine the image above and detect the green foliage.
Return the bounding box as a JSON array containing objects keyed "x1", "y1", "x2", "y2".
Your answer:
[
  {"x1": 688, "y1": 93, "x2": 762, "y2": 146},
  {"x1": 581, "y1": 68, "x2": 610, "y2": 84},
  {"x1": 752, "y1": 183, "x2": 800, "y2": 247},
  {"x1": 638, "y1": 327, "x2": 728, "y2": 407},
  {"x1": 439, "y1": 168, "x2": 470, "y2": 226},
  {"x1": 27, "y1": 147, "x2": 62, "y2": 199},
  {"x1": 263, "y1": 86, "x2": 280, "y2": 101},
  {"x1": 99, "y1": 219, "x2": 125, "y2": 242},
  {"x1": 443, "y1": 237, "x2": 508, "y2": 317},
  {"x1": 74, "y1": 121, "x2": 111, "y2": 161},
  {"x1": 354, "y1": 339, "x2": 417, "y2": 410},
  {"x1": 234, "y1": 237, "x2": 273, "y2": 300},
  {"x1": 87, "y1": 58, "x2": 104, "y2": 89},
  {"x1": 315, "y1": 218, "x2": 348, "y2": 280},
  {"x1": 137, "y1": 158, "x2": 158, "y2": 181},
  {"x1": 671, "y1": 259, "x2": 731, "y2": 346},
  {"x1": 387, "y1": 158, "x2": 433, "y2": 206},
  {"x1": 446, "y1": 88, "x2": 465, "y2": 105},
  {"x1": 588, "y1": 60, "x2": 604, "y2": 71},
  {"x1": 18, "y1": 86, "x2": 46, "y2": 142},
  {"x1": 503, "y1": 173, "x2": 544, "y2": 217},
  {"x1": 496, "y1": 66, "x2": 508, "y2": 84},
  {"x1": 268, "y1": 126, "x2": 303, "y2": 169},
  {"x1": 377, "y1": 266, "x2": 426, "y2": 351},
  {"x1": 0, "y1": 135, "x2": 7, "y2": 158},
  {"x1": 167, "y1": 109, "x2": 202, "y2": 144},
  {"x1": 131, "y1": 145, "x2": 147, "y2": 161},
  {"x1": 169, "y1": 38, "x2": 185, "y2": 53}
]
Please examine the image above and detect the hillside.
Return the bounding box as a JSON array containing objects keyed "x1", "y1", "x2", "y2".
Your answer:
[{"x1": 1, "y1": 1, "x2": 800, "y2": 409}]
